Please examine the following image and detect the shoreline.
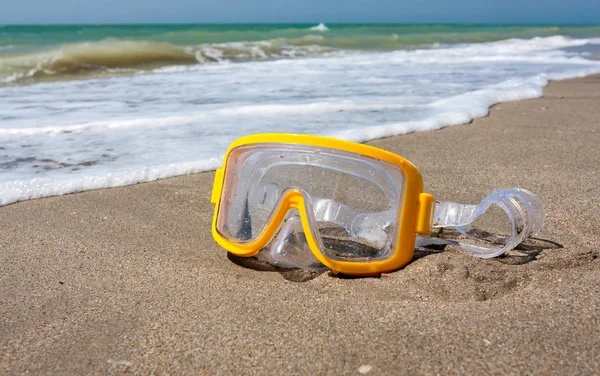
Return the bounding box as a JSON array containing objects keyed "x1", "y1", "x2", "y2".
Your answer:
[{"x1": 1, "y1": 75, "x2": 599, "y2": 374}]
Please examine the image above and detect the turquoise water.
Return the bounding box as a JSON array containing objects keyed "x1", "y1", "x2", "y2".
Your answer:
[{"x1": 1, "y1": 23, "x2": 600, "y2": 84}]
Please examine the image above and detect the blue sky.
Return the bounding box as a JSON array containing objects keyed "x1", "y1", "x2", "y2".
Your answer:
[{"x1": 2, "y1": 0, "x2": 599, "y2": 24}]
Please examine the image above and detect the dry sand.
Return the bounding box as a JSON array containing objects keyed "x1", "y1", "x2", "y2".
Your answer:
[{"x1": 1, "y1": 76, "x2": 599, "y2": 375}]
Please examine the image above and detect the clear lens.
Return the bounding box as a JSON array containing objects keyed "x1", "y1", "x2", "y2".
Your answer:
[{"x1": 216, "y1": 143, "x2": 405, "y2": 262}]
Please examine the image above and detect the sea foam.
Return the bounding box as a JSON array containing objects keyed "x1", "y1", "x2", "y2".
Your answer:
[
  {"x1": 309, "y1": 23, "x2": 329, "y2": 32},
  {"x1": 0, "y1": 36, "x2": 599, "y2": 206}
]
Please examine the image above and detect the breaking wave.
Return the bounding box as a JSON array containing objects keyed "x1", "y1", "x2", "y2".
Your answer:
[{"x1": 0, "y1": 37, "x2": 333, "y2": 84}]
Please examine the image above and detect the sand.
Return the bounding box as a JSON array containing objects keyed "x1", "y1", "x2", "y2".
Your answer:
[{"x1": 1, "y1": 75, "x2": 599, "y2": 375}]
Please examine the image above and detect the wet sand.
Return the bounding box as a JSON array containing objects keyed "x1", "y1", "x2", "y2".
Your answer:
[{"x1": 1, "y1": 75, "x2": 599, "y2": 375}]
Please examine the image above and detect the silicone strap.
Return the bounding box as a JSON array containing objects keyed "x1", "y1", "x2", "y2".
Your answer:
[{"x1": 417, "y1": 188, "x2": 544, "y2": 258}]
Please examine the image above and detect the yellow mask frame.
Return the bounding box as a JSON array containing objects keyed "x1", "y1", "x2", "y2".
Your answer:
[{"x1": 210, "y1": 134, "x2": 435, "y2": 276}]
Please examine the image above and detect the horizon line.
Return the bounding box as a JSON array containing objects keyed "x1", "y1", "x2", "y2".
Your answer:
[{"x1": 2, "y1": 21, "x2": 600, "y2": 27}]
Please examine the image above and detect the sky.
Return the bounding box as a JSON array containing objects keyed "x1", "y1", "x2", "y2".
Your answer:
[{"x1": 1, "y1": 0, "x2": 599, "y2": 25}]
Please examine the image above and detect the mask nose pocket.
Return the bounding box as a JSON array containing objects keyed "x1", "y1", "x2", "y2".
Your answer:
[{"x1": 256, "y1": 209, "x2": 324, "y2": 270}]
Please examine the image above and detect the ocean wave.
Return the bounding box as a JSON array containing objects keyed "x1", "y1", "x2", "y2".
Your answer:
[
  {"x1": 3, "y1": 29, "x2": 599, "y2": 86},
  {"x1": 0, "y1": 37, "x2": 334, "y2": 84},
  {"x1": 1, "y1": 34, "x2": 597, "y2": 87}
]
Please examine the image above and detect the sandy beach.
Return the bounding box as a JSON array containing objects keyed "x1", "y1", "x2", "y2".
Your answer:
[{"x1": 1, "y1": 75, "x2": 599, "y2": 374}]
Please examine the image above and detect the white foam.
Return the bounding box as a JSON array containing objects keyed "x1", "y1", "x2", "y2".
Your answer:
[
  {"x1": 0, "y1": 103, "x2": 418, "y2": 136},
  {"x1": 1, "y1": 36, "x2": 600, "y2": 206},
  {"x1": 0, "y1": 115, "x2": 203, "y2": 136},
  {"x1": 309, "y1": 23, "x2": 329, "y2": 32},
  {"x1": 0, "y1": 159, "x2": 222, "y2": 206}
]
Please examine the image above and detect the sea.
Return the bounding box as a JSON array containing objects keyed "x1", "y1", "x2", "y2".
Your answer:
[{"x1": 1, "y1": 23, "x2": 600, "y2": 206}]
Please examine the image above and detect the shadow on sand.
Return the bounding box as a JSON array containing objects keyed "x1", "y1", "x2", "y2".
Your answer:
[
  {"x1": 416, "y1": 230, "x2": 563, "y2": 266},
  {"x1": 227, "y1": 234, "x2": 563, "y2": 280},
  {"x1": 227, "y1": 253, "x2": 326, "y2": 282}
]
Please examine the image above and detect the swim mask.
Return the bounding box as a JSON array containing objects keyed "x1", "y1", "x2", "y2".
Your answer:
[{"x1": 210, "y1": 134, "x2": 543, "y2": 276}]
